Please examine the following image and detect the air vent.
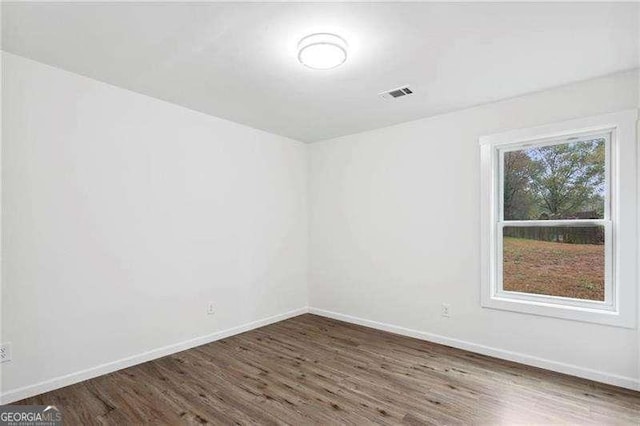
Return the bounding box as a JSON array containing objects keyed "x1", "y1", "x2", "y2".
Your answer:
[{"x1": 379, "y1": 85, "x2": 414, "y2": 100}]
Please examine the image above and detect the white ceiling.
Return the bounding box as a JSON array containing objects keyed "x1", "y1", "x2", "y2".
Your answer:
[{"x1": 3, "y1": 2, "x2": 638, "y2": 142}]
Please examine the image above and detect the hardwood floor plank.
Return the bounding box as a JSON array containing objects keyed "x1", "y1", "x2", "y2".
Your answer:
[{"x1": 12, "y1": 314, "x2": 640, "y2": 424}]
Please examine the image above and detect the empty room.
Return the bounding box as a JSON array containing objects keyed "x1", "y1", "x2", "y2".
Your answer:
[{"x1": 1, "y1": 1, "x2": 639, "y2": 424}]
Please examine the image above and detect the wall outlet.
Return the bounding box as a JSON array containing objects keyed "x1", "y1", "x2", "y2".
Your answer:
[
  {"x1": 207, "y1": 302, "x2": 215, "y2": 315},
  {"x1": 441, "y1": 303, "x2": 451, "y2": 318},
  {"x1": 0, "y1": 343, "x2": 11, "y2": 363}
]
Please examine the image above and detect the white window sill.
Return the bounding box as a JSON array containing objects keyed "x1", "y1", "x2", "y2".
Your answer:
[{"x1": 481, "y1": 293, "x2": 634, "y2": 328}]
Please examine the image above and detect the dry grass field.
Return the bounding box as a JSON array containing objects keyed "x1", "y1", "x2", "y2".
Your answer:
[{"x1": 503, "y1": 237, "x2": 604, "y2": 301}]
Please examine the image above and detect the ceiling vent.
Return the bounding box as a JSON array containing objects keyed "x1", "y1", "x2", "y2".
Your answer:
[{"x1": 379, "y1": 85, "x2": 414, "y2": 100}]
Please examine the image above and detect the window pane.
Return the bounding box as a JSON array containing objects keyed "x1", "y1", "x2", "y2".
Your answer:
[
  {"x1": 503, "y1": 138, "x2": 605, "y2": 220},
  {"x1": 502, "y1": 225, "x2": 605, "y2": 301}
]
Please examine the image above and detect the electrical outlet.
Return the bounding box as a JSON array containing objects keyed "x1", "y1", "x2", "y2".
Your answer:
[
  {"x1": 207, "y1": 302, "x2": 215, "y2": 315},
  {"x1": 441, "y1": 303, "x2": 451, "y2": 318},
  {"x1": 1, "y1": 343, "x2": 11, "y2": 363}
]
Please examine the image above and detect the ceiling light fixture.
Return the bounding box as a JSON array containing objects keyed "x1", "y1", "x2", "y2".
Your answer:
[{"x1": 297, "y1": 33, "x2": 348, "y2": 70}]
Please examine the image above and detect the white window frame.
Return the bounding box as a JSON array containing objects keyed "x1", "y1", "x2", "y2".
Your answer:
[{"x1": 480, "y1": 110, "x2": 637, "y2": 328}]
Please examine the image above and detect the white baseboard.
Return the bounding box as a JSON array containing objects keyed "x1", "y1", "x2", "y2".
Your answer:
[
  {"x1": 0, "y1": 307, "x2": 309, "y2": 404},
  {"x1": 308, "y1": 307, "x2": 640, "y2": 392}
]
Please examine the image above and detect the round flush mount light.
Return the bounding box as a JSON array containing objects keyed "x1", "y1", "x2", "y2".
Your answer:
[{"x1": 298, "y1": 33, "x2": 348, "y2": 70}]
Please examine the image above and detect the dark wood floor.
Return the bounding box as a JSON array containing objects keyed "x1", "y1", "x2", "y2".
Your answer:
[{"x1": 17, "y1": 314, "x2": 640, "y2": 424}]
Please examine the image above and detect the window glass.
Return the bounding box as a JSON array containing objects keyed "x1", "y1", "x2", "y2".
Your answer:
[
  {"x1": 502, "y1": 138, "x2": 605, "y2": 221},
  {"x1": 502, "y1": 225, "x2": 605, "y2": 301}
]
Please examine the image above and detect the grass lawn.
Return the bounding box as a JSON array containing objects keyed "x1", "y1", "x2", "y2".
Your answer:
[{"x1": 503, "y1": 237, "x2": 604, "y2": 301}]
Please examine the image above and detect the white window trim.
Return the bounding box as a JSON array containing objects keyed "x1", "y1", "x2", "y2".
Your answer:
[{"x1": 479, "y1": 110, "x2": 638, "y2": 328}]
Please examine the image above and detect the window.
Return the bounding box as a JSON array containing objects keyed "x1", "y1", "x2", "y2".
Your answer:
[{"x1": 480, "y1": 111, "x2": 637, "y2": 327}]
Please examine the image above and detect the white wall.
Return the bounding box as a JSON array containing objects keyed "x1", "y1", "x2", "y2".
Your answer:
[
  {"x1": 1, "y1": 53, "x2": 308, "y2": 399},
  {"x1": 309, "y1": 69, "x2": 640, "y2": 388}
]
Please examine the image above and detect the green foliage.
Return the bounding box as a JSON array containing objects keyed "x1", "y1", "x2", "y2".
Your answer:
[
  {"x1": 503, "y1": 138, "x2": 605, "y2": 220},
  {"x1": 503, "y1": 150, "x2": 538, "y2": 220}
]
